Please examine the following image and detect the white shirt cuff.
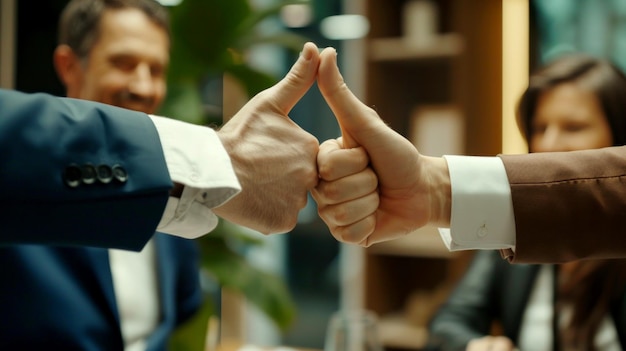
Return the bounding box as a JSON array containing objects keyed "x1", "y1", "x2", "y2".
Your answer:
[
  {"x1": 149, "y1": 115, "x2": 241, "y2": 239},
  {"x1": 438, "y1": 155, "x2": 516, "y2": 251}
]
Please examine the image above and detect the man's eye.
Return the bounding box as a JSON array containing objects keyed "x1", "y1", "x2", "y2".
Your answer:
[
  {"x1": 111, "y1": 57, "x2": 136, "y2": 71},
  {"x1": 151, "y1": 66, "x2": 164, "y2": 77}
]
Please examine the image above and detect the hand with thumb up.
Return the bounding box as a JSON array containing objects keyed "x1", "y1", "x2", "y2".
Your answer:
[
  {"x1": 311, "y1": 47, "x2": 452, "y2": 246},
  {"x1": 213, "y1": 42, "x2": 321, "y2": 235}
]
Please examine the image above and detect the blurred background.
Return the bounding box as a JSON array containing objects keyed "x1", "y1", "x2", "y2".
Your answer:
[{"x1": 2, "y1": 0, "x2": 626, "y2": 350}]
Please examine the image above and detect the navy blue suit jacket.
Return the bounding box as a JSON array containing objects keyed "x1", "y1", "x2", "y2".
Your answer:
[
  {"x1": 0, "y1": 89, "x2": 172, "y2": 250},
  {"x1": 0, "y1": 89, "x2": 202, "y2": 348},
  {"x1": 0, "y1": 233, "x2": 202, "y2": 350}
]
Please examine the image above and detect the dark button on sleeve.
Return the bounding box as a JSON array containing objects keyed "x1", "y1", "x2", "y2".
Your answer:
[
  {"x1": 112, "y1": 165, "x2": 128, "y2": 183},
  {"x1": 81, "y1": 164, "x2": 97, "y2": 184},
  {"x1": 63, "y1": 164, "x2": 82, "y2": 188},
  {"x1": 97, "y1": 164, "x2": 113, "y2": 184}
]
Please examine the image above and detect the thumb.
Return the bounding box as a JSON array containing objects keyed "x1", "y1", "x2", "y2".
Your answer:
[
  {"x1": 265, "y1": 42, "x2": 320, "y2": 114},
  {"x1": 317, "y1": 47, "x2": 382, "y2": 149}
]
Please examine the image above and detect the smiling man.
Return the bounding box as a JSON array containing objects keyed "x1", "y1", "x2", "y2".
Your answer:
[{"x1": 54, "y1": 0, "x2": 168, "y2": 114}]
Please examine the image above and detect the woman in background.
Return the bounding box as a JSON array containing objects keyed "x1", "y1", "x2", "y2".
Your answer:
[{"x1": 426, "y1": 54, "x2": 626, "y2": 351}]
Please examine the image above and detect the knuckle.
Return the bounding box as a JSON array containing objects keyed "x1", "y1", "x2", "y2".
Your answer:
[
  {"x1": 338, "y1": 226, "x2": 362, "y2": 244},
  {"x1": 318, "y1": 162, "x2": 334, "y2": 180},
  {"x1": 365, "y1": 168, "x2": 379, "y2": 189},
  {"x1": 321, "y1": 182, "x2": 341, "y2": 203},
  {"x1": 306, "y1": 173, "x2": 319, "y2": 189},
  {"x1": 295, "y1": 193, "x2": 308, "y2": 209},
  {"x1": 330, "y1": 205, "x2": 349, "y2": 224},
  {"x1": 281, "y1": 217, "x2": 298, "y2": 233},
  {"x1": 334, "y1": 227, "x2": 353, "y2": 243}
]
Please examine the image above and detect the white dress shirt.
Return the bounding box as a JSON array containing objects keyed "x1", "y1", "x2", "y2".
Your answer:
[
  {"x1": 438, "y1": 155, "x2": 517, "y2": 251},
  {"x1": 517, "y1": 265, "x2": 620, "y2": 351},
  {"x1": 110, "y1": 240, "x2": 159, "y2": 351},
  {"x1": 150, "y1": 115, "x2": 241, "y2": 238}
]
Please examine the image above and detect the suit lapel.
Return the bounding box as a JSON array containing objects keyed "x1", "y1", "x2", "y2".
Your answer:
[
  {"x1": 502, "y1": 264, "x2": 541, "y2": 342},
  {"x1": 145, "y1": 234, "x2": 173, "y2": 349}
]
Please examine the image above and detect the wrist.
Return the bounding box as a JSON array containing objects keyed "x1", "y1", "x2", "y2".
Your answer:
[{"x1": 422, "y1": 155, "x2": 451, "y2": 226}]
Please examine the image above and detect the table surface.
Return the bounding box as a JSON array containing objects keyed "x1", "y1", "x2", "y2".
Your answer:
[{"x1": 215, "y1": 339, "x2": 321, "y2": 351}]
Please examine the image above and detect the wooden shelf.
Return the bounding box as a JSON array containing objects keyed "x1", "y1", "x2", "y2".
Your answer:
[
  {"x1": 348, "y1": 3, "x2": 504, "y2": 350},
  {"x1": 369, "y1": 34, "x2": 464, "y2": 63},
  {"x1": 367, "y1": 226, "x2": 454, "y2": 259},
  {"x1": 379, "y1": 313, "x2": 428, "y2": 350}
]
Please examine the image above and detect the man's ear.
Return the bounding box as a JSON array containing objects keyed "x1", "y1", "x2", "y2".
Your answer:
[{"x1": 53, "y1": 45, "x2": 83, "y2": 92}]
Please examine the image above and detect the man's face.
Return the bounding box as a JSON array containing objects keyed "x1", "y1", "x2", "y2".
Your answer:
[{"x1": 69, "y1": 8, "x2": 169, "y2": 114}]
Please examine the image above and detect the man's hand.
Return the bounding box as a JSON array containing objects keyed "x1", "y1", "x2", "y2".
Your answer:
[
  {"x1": 312, "y1": 47, "x2": 451, "y2": 246},
  {"x1": 213, "y1": 42, "x2": 320, "y2": 234},
  {"x1": 467, "y1": 336, "x2": 517, "y2": 351}
]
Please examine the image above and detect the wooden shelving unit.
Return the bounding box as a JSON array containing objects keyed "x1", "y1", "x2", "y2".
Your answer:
[
  {"x1": 369, "y1": 34, "x2": 464, "y2": 62},
  {"x1": 345, "y1": 0, "x2": 505, "y2": 349}
]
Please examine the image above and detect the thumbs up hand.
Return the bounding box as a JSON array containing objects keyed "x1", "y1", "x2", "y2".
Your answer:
[
  {"x1": 312, "y1": 47, "x2": 451, "y2": 246},
  {"x1": 214, "y1": 42, "x2": 321, "y2": 235}
]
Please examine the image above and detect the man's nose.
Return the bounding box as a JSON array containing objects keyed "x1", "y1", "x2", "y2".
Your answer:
[{"x1": 128, "y1": 63, "x2": 155, "y2": 97}]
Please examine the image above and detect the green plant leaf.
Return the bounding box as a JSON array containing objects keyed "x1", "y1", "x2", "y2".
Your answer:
[
  {"x1": 170, "y1": 0, "x2": 251, "y2": 68},
  {"x1": 225, "y1": 65, "x2": 277, "y2": 98},
  {"x1": 234, "y1": 31, "x2": 311, "y2": 53},
  {"x1": 162, "y1": 0, "x2": 311, "y2": 339},
  {"x1": 233, "y1": 0, "x2": 311, "y2": 41},
  {"x1": 159, "y1": 79, "x2": 205, "y2": 124},
  {"x1": 168, "y1": 298, "x2": 215, "y2": 351},
  {"x1": 199, "y1": 231, "x2": 296, "y2": 331}
]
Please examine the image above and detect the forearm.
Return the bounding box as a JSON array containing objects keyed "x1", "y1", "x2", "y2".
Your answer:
[
  {"x1": 0, "y1": 89, "x2": 242, "y2": 249},
  {"x1": 0, "y1": 89, "x2": 171, "y2": 249},
  {"x1": 501, "y1": 147, "x2": 626, "y2": 262}
]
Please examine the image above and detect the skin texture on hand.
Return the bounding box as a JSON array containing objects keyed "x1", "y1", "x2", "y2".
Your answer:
[
  {"x1": 212, "y1": 42, "x2": 320, "y2": 234},
  {"x1": 312, "y1": 47, "x2": 452, "y2": 246},
  {"x1": 466, "y1": 336, "x2": 517, "y2": 351}
]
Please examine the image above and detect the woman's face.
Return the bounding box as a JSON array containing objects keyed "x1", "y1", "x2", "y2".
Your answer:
[{"x1": 530, "y1": 82, "x2": 613, "y2": 153}]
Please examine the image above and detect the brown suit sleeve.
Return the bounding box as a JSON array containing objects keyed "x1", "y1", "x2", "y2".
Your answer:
[{"x1": 499, "y1": 146, "x2": 626, "y2": 263}]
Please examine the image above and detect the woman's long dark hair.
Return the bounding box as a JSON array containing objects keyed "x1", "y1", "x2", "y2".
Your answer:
[{"x1": 516, "y1": 55, "x2": 626, "y2": 351}]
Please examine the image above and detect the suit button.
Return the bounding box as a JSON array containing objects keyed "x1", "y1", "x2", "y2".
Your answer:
[
  {"x1": 97, "y1": 164, "x2": 113, "y2": 184},
  {"x1": 477, "y1": 224, "x2": 488, "y2": 238},
  {"x1": 81, "y1": 164, "x2": 97, "y2": 184},
  {"x1": 112, "y1": 165, "x2": 128, "y2": 183},
  {"x1": 63, "y1": 164, "x2": 82, "y2": 188}
]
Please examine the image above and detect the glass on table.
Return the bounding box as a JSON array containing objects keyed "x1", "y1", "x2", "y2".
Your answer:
[{"x1": 324, "y1": 309, "x2": 383, "y2": 351}]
